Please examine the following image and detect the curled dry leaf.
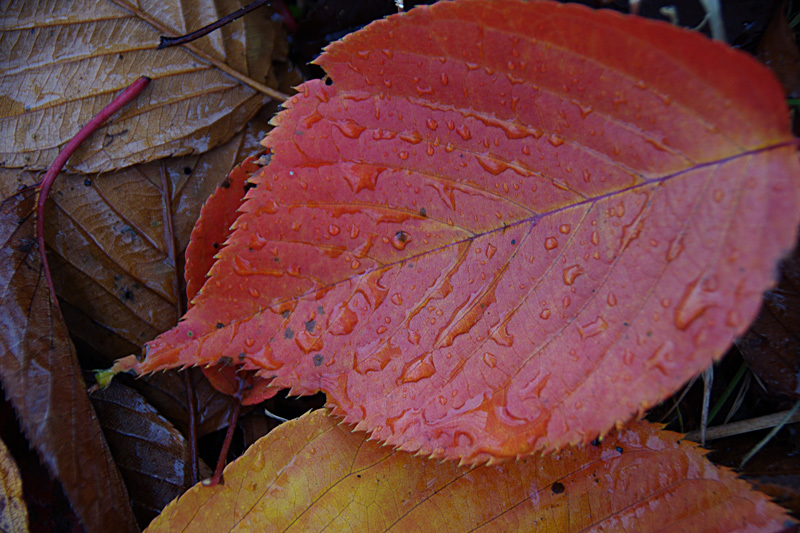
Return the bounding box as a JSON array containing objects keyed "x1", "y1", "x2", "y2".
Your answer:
[
  {"x1": 147, "y1": 409, "x2": 794, "y2": 532},
  {"x1": 90, "y1": 378, "x2": 211, "y2": 528},
  {"x1": 0, "y1": 185, "x2": 137, "y2": 531},
  {"x1": 0, "y1": 0, "x2": 288, "y2": 173},
  {"x1": 0, "y1": 436, "x2": 28, "y2": 533},
  {"x1": 122, "y1": 0, "x2": 800, "y2": 464}
]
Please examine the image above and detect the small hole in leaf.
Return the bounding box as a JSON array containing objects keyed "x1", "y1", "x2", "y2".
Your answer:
[
  {"x1": 324, "y1": 77, "x2": 333, "y2": 86},
  {"x1": 551, "y1": 482, "x2": 565, "y2": 494},
  {"x1": 83, "y1": 178, "x2": 93, "y2": 186},
  {"x1": 183, "y1": 167, "x2": 192, "y2": 175},
  {"x1": 221, "y1": 178, "x2": 231, "y2": 189}
]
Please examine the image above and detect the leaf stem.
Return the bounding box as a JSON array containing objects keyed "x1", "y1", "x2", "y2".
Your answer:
[
  {"x1": 157, "y1": 0, "x2": 271, "y2": 49},
  {"x1": 108, "y1": 0, "x2": 289, "y2": 102},
  {"x1": 37, "y1": 76, "x2": 151, "y2": 313}
]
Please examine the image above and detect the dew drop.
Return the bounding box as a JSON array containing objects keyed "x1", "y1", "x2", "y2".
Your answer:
[
  {"x1": 666, "y1": 237, "x2": 684, "y2": 262},
  {"x1": 398, "y1": 151, "x2": 409, "y2": 160},
  {"x1": 486, "y1": 243, "x2": 497, "y2": 259},
  {"x1": 607, "y1": 292, "x2": 617, "y2": 306},
  {"x1": 559, "y1": 224, "x2": 571, "y2": 234},
  {"x1": 482, "y1": 352, "x2": 497, "y2": 368},
  {"x1": 245, "y1": 338, "x2": 255, "y2": 347},
  {"x1": 578, "y1": 316, "x2": 608, "y2": 339},
  {"x1": 539, "y1": 308, "x2": 551, "y2": 319},
  {"x1": 548, "y1": 133, "x2": 565, "y2": 147},
  {"x1": 391, "y1": 230, "x2": 410, "y2": 250},
  {"x1": 335, "y1": 120, "x2": 366, "y2": 139},
  {"x1": 391, "y1": 293, "x2": 403, "y2": 305},
  {"x1": 440, "y1": 72, "x2": 449, "y2": 86},
  {"x1": 249, "y1": 288, "x2": 260, "y2": 298},
  {"x1": 563, "y1": 264, "x2": 584, "y2": 285},
  {"x1": 328, "y1": 224, "x2": 340, "y2": 236},
  {"x1": 426, "y1": 118, "x2": 438, "y2": 131},
  {"x1": 456, "y1": 124, "x2": 472, "y2": 141},
  {"x1": 544, "y1": 237, "x2": 558, "y2": 250}
]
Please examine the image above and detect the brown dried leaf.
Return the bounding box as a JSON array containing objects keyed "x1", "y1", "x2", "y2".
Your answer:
[
  {"x1": 0, "y1": 109, "x2": 274, "y2": 363},
  {"x1": 739, "y1": 240, "x2": 800, "y2": 398},
  {"x1": 0, "y1": 186, "x2": 137, "y2": 532},
  {"x1": 91, "y1": 378, "x2": 212, "y2": 528},
  {"x1": 128, "y1": 369, "x2": 235, "y2": 438},
  {"x1": 0, "y1": 436, "x2": 29, "y2": 533},
  {"x1": 0, "y1": 0, "x2": 289, "y2": 173}
]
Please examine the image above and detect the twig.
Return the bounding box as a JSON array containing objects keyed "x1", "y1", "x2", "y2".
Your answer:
[
  {"x1": 158, "y1": 0, "x2": 271, "y2": 49},
  {"x1": 108, "y1": 0, "x2": 289, "y2": 102},
  {"x1": 37, "y1": 77, "x2": 151, "y2": 313},
  {"x1": 739, "y1": 399, "x2": 800, "y2": 469},
  {"x1": 700, "y1": 366, "x2": 713, "y2": 446},
  {"x1": 684, "y1": 406, "x2": 800, "y2": 443}
]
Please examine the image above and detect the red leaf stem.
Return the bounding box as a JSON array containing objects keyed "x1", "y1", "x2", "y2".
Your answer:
[{"x1": 36, "y1": 76, "x2": 151, "y2": 312}]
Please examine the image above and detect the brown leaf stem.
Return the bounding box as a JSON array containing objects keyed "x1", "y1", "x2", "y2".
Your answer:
[
  {"x1": 36, "y1": 76, "x2": 151, "y2": 314},
  {"x1": 109, "y1": 0, "x2": 289, "y2": 102},
  {"x1": 158, "y1": 0, "x2": 271, "y2": 49}
]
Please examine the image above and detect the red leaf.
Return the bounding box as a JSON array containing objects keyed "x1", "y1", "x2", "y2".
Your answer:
[
  {"x1": 120, "y1": 0, "x2": 800, "y2": 463},
  {"x1": 184, "y1": 155, "x2": 278, "y2": 403},
  {"x1": 148, "y1": 410, "x2": 794, "y2": 532}
]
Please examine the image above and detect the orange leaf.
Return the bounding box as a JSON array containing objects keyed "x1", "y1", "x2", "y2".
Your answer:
[
  {"x1": 147, "y1": 410, "x2": 794, "y2": 532},
  {"x1": 121, "y1": 0, "x2": 800, "y2": 462}
]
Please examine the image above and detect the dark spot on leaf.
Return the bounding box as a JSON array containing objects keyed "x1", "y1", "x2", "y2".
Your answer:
[
  {"x1": 317, "y1": 306, "x2": 324, "y2": 315},
  {"x1": 305, "y1": 319, "x2": 316, "y2": 333},
  {"x1": 238, "y1": 352, "x2": 246, "y2": 361},
  {"x1": 216, "y1": 356, "x2": 233, "y2": 366},
  {"x1": 357, "y1": 474, "x2": 361, "y2": 478},
  {"x1": 313, "y1": 354, "x2": 324, "y2": 366},
  {"x1": 183, "y1": 167, "x2": 192, "y2": 175},
  {"x1": 281, "y1": 310, "x2": 290, "y2": 319},
  {"x1": 212, "y1": 242, "x2": 219, "y2": 249},
  {"x1": 419, "y1": 207, "x2": 427, "y2": 217},
  {"x1": 284, "y1": 327, "x2": 294, "y2": 339},
  {"x1": 216, "y1": 322, "x2": 225, "y2": 329},
  {"x1": 615, "y1": 446, "x2": 623, "y2": 453},
  {"x1": 511, "y1": 239, "x2": 516, "y2": 245},
  {"x1": 83, "y1": 178, "x2": 92, "y2": 186},
  {"x1": 551, "y1": 482, "x2": 565, "y2": 494},
  {"x1": 123, "y1": 290, "x2": 134, "y2": 302},
  {"x1": 221, "y1": 178, "x2": 231, "y2": 188},
  {"x1": 187, "y1": 331, "x2": 193, "y2": 337},
  {"x1": 273, "y1": 257, "x2": 280, "y2": 262},
  {"x1": 395, "y1": 230, "x2": 408, "y2": 243},
  {"x1": 591, "y1": 438, "x2": 601, "y2": 447},
  {"x1": 118, "y1": 54, "x2": 124, "y2": 60}
]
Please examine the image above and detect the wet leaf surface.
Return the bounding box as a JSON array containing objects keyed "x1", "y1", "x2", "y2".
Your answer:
[
  {"x1": 129, "y1": 0, "x2": 800, "y2": 463},
  {"x1": 147, "y1": 409, "x2": 794, "y2": 532},
  {"x1": 0, "y1": 185, "x2": 137, "y2": 531},
  {"x1": 0, "y1": 0, "x2": 288, "y2": 172},
  {"x1": 91, "y1": 378, "x2": 211, "y2": 528}
]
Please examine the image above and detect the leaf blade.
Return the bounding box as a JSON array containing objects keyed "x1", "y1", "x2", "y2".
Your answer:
[
  {"x1": 132, "y1": 0, "x2": 800, "y2": 462},
  {"x1": 147, "y1": 410, "x2": 794, "y2": 532}
]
